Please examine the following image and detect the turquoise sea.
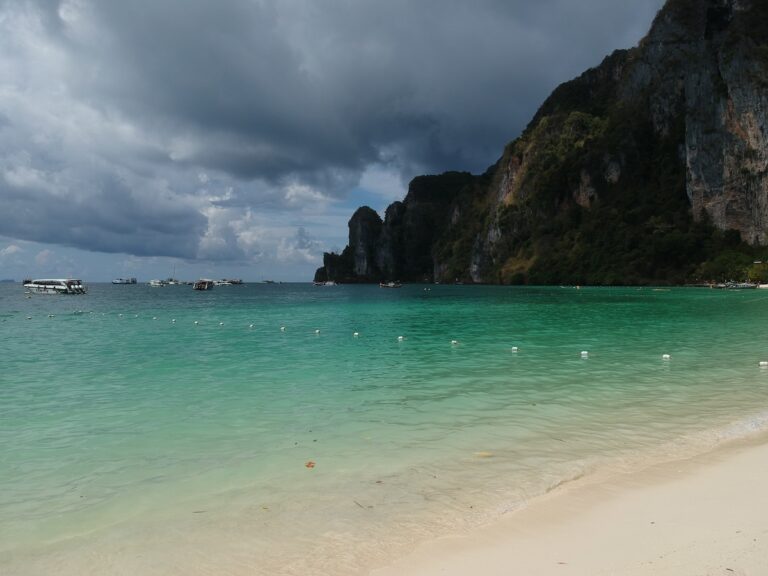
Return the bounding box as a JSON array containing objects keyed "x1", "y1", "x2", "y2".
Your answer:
[{"x1": 2, "y1": 283, "x2": 768, "y2": 575}]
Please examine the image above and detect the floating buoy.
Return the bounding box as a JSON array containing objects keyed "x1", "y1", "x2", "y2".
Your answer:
[
  {"x1": 662, "y1": 354, "x2": 671, "y2": 360},
  {"x1": 581, "y1": 351, "x2": 589, "y2": 358},
  {"x1": 511, "y1": 346, "x2": 519, "y2": 353},
  {"x1": 397, "y1": 335, "x2": 404, "y2": 341}
]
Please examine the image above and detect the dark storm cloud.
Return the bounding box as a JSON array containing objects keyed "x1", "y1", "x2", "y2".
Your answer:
[
  {"x1": 0, "y1": 0, "x2": 665, "y2": 262},
  {"x1": 0, "y1": 171, "x2": 206, "y2": 257}
]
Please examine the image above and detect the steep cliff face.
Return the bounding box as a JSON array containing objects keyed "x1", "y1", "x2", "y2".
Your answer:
[
  {"x1": 316, "y1": 0, "x2": 768, "y2": 285},
  {"x1": 627, "y1": 0, "x2": 768, "y2": 243}
]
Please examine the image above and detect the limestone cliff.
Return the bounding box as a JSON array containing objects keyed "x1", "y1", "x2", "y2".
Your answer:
[{"x1": 315, "y1": 0, "x2": 768, "y2": 285}]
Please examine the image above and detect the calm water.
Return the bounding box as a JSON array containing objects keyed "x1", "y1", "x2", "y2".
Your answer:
[{"x1": 2, "y1": 283, "x2": 768, "y2": 575}]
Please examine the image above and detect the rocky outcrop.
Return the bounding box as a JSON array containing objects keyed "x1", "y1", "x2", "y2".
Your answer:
[
  {"x1": 316, "y1": 0, "x2": 768, "y2": 285},
  {"x1": 315, "y1": 172, "x2": 475, "y2": 283}
]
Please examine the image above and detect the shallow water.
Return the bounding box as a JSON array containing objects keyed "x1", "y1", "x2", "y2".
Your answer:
[{"x1": 2, "y1": 283, "x2": 768, "y2": 574}]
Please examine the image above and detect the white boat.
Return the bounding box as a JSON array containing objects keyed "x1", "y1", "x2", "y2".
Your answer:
[{"x1": 23, "y1": 278, "x2": 87, "y2": 294}]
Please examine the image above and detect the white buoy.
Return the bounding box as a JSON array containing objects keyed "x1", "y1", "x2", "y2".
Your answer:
[
  {"x1": 353, "y1": 332, "x2": 359, "y2": 337},
  {"x1": 662, "y1": 354, "x2": 671, "y2": 360},
  {"x1": 581, "y1": 351, "x2": 589, "y2": 358},
  {"x1": 511, "y1": 346, "x2": 519, "y2": 353},
  {"x1": 760, "y1": 361, "x2": 768, "y2": 368},
  {"x1": 398, "y1": 336, "x2": 404, "y2": 341}
]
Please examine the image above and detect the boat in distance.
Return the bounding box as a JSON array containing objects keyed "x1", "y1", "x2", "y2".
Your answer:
[
  {"x1": 23, "y1": 279, "x2": 87, "y2": 294},
  {"x1": 193, "y1": 279, "x2": 215, "y2": 291},
  {"x1": 713, "y1": 281, "x2": 758, "y2": 289}
]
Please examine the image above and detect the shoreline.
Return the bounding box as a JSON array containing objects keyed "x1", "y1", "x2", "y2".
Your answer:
[{"x1": 371, "y1": 432, "x2": 768, "y2": 575}]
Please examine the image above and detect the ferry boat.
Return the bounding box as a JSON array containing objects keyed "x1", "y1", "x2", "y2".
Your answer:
[
  {"x1": 23, "y1": 278, "x2": 87, "y2": 294},
  {"x1": 193, "y1": 279, "x2": 215, "y2": 291}
]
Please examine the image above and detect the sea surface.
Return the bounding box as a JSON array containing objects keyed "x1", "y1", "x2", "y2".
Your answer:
[{"x1": 2, "y1": 283, "x2": 768, "y2": 575}]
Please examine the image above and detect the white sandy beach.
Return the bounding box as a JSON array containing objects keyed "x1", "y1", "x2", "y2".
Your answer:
[{"x1": 372, "y1": 435, "x2": 768, "y2": 576}]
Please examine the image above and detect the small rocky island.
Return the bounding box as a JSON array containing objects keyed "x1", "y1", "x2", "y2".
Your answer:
[{"x1": 315, "y1": 0, "x2": 768, "y2": 286}]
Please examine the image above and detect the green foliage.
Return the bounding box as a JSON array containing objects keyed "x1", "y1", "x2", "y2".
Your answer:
[
  {"x1": 697, "y1": 250, "x2": 754, "y2": 282},
  {"x1": 747, "y1": 262, "x2": 768, "y2": 283}
]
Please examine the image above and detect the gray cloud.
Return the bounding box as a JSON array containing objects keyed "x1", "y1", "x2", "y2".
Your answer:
[{"x1": 0, "y1": 0, "x2": 665, "y2": 269}]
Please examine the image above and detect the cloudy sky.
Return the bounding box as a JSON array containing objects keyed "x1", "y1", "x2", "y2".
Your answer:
[{"x1": 0, "y1": 0, "x2": 665, "y2": 282}]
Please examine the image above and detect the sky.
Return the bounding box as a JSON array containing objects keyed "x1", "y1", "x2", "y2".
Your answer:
[{"x1": 0, "y1": 0, "x2": 665, "y2": 282}]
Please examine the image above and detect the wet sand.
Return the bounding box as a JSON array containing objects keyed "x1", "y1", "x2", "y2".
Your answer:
[{"x1": 372, "y1": 435, "x2": 768, "y2": 575}]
